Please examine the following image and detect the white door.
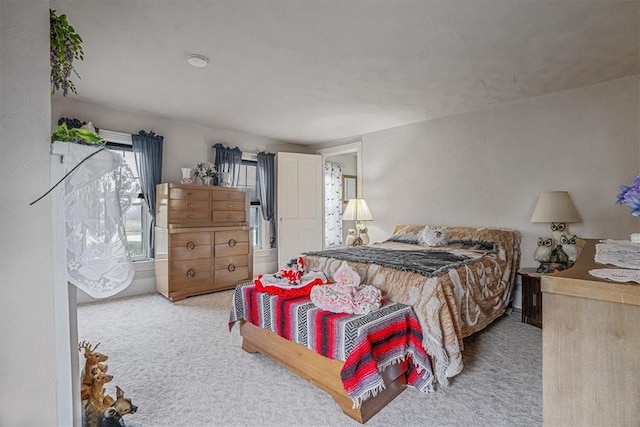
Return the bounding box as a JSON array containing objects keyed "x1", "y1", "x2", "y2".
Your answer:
[{"x1": 277, "y1": 152, "x2": 323, "y2": 266}]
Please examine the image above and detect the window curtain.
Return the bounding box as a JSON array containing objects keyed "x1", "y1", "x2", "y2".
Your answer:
[
  {"x1": 257, "y1": 152, "x2": 276, "y2": 248},
  {"x1": 53, "y1": 142, "x2": 139, "y2": 298},
  {"x1": 212, "y1": 143, "x2": 242, "y2": 186},
  {"x1": 132, "y1": 130, "x2": 164, "y2": 257},
  {"x1": 324, "y1": 162, "x2": 343, "y2": 247}
]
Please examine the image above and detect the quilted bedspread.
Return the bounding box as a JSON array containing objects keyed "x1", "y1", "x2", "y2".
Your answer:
[
  {"x1": 302, "y1": 226, "x2": 521, "y2": 386},
  {"x1": 229, "y1": 282, "x2": 434, "y2": 407}
]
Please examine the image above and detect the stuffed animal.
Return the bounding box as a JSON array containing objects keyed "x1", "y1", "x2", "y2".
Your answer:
[{"x1": 418, "y1": 226, "x2": 449, "y2": 247}]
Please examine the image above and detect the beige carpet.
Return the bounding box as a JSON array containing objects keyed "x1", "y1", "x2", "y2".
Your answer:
[{"x1": 77, "y1": 290, "x2": 542, "y2": 427}]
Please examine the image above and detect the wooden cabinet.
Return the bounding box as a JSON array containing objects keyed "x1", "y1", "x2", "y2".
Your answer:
[
  {"x1": 518, "y1": 268, "x2": 543, "y2": 328},
  {"x1": 155, "y1": 183, "x2": 253, "y2": 301},
  {"x1": 542, "y1": 239, "x2": 640, "y2": 426}
]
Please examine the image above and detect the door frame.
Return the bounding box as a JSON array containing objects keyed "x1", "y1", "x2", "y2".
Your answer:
[
  {"x1": 316, "y1": 140, "x2": 363, "y2": 248},
  {"x1": 317, "y1": 140, "x2": 363, "y2": 198}
]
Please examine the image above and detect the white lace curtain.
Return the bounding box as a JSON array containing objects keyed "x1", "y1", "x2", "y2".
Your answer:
[
  {"x1": 324, "y1": 162, "x2": 343, "y2": 247},
  {"x1": 54, "y1": 142, "x2": 139, "y2": 298}
]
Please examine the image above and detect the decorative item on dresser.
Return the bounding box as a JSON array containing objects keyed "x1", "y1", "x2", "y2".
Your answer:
[{"x1": 154, "y1": 183, "x2": 253, "y2": 301}]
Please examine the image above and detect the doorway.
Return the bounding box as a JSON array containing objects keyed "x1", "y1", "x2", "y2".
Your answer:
[{"x1": 316, "y1": 141, "x2": 363, "y2": 248}]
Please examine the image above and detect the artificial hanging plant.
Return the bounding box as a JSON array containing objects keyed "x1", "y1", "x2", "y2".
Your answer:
[
  {"x1": 51, "y1": 122, "x2": 104, "y2": 145},
  {"x1": 50, "y1": 9, "x2": 84, "y2": 96}
]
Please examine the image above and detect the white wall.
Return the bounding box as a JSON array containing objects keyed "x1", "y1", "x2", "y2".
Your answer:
[
  {"x1": 326, "y1": 153, "x2": 357, "y2": 175},
  {"x1": 52, "y1": 98, "x2": 311, "y2": 300},
  {"x1": 357, "y1": 76, "x2": 638, "y2": 264},
  {"x1": 52, "y1": 98, "x2": 310, "y2": 182},
  {"x1": 0, "y1": 1, "x2": 59, "y2": 424},
  {"x1": 326, "y1": 76, "x2": 638, "y2": 308}
]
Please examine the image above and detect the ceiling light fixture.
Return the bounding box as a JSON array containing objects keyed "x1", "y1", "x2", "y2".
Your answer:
[{"x1": 187, "y1": 54, "x2": 209, "y2": 68}]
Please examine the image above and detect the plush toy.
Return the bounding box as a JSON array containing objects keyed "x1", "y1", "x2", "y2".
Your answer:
[{"x1": 418, "y1": 226, "x2": 449, "y2": 247}]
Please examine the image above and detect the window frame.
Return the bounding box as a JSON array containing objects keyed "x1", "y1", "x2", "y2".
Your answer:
[
  {"x1": 237, "y1": 154, "x2": 273, "y2": 251},
  {"x1": 105, "y1": 141, "x2": 150, "y2": 261}
]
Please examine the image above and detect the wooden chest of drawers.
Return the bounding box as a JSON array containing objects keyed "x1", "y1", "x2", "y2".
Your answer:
[{"x1": 155, "y1": 183, "x2": 252, "y2": 301}]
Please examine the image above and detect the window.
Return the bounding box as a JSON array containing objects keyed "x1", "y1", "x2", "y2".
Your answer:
[
  {"x1": 106, "y1": 143, "x2": 148, "y2": 260},
  {"x1": 236, "y1": 159, "x2": 264, "y2": 250}
]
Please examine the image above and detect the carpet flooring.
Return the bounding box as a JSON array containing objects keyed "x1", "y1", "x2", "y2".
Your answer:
[{"x1": 77, "y1": 291, "x2": 542, "y2": 427}]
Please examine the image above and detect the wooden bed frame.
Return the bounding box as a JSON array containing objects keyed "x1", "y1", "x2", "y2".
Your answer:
[{"x1": 239, "y1": 320, "x2": 409, "y2": 424}]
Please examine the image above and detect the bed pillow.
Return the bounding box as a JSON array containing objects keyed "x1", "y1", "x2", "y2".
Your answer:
[
  {"x1": 418, "y1": 226, "x2": 449, "y2": 247},
  {"x1": 385, "y1": 225, "x2": 422, "y2": 243}
]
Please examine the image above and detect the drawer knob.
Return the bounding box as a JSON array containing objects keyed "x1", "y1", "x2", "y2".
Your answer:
[
  {"x1": 188, "y1": 214, "x2": 193, "y2": 219},
  {"x1": 186, "y1": 241, "x2": 196, "y2": 250},
  {"x1": 187, "y1": 192, "x2": 192, "y2": 196},
  {"x1": 189, "y1": 202, "x2": 193, "y2": 207},
  {"x1": 228, "y1": 239, "x2": 237, "y2": 247},
  {"x1": 227, "y1": 204, "x2": 233, "y2": 208},
  {"x1": 227, "y1": 214, "x2": 232, "y2": 219},
  {"x1": 186, "y1": 268, "x2": 196, "y2": 278},
  {"x1": 227, "y1": 264, "x2": 236, "y2": 272}
]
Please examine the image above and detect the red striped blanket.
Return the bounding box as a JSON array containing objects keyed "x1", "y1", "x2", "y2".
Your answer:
[{"x1": 229, "y1": 282, "x2": 434, "y2": 407}]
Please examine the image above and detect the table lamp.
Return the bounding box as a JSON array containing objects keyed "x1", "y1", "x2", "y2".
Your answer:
[
  {"x1": 343, "y1": 198, "x2": 373, "y2": 246},
  {"x1": 530, "y1": 191, "x2": 581, "y2": 272}
]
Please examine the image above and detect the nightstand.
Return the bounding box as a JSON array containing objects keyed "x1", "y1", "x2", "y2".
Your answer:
[{"x1": 518, "y1": 268, "x2": 543, "y2": 328}]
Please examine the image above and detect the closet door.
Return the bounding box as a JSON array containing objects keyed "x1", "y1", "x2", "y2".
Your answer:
[{"x1": 276, "y1": 152, "x2": 323, "y2": 266}]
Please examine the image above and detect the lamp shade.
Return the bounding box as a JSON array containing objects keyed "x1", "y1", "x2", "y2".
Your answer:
[
  {"x1": 343, "y1": 198, "x2": 373, "y2": 221},
  {"x1": 530, "y1": 191, "x2": 581, "y2": 223}
]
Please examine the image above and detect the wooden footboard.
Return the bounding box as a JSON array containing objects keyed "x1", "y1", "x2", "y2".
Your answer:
[{"x1": 239, "y1": 320, "x2": 407, "y2": 424}]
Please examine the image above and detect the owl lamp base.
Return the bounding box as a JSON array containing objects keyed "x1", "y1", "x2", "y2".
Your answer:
[{"x1": 355, "y1": 221, "x2": 370, "y2": 246}]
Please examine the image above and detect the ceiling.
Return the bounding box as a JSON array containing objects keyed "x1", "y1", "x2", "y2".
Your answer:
[{"x1": 51, "y1": 0, "x2": 640, "y2": 144}]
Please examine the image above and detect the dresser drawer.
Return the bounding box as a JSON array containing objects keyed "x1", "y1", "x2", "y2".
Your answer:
[
  {"x1": 212, "y1": 201, "x2": 245, "y2": 211},
  {"x1": 215, "y1": 230, "x2": 249, "y2": 257},
  {"x1": 211, "y1": 191, "x2": 245, "y2": 202},
  {"x1": 215, "y1": 254, "x2": 249, "y2": 270},
  {"x1": 169, "y1": 210, "x2": 210, "y2": 224},
  {"x1": 170, "y1": 259, "x2": 212, "y2": 289},
  {"x1": 169, "y1": 187, "x2": 209, "y2": 201},
  {"x1": 215, "y1": 230, "x2": 248, "y2": 244},
  {"x1": 214, "y1": 265, "x2": 250, "y2": 284},
  {"x1": 215, "y1": 241, "x2": 249, "y2": 257},
  {"x1": 170, "y1": 232, "x2": 211, "y2": 261},
  {"x1": 169, "y1": 199, "x2": 209, "y2": 210},
  {"x1": 212, "y1": 210, "x2": 246, "y2": 223}
]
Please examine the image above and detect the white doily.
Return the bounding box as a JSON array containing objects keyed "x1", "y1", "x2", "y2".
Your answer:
[
  {"x1": 588, "y1": 268, "x2": 640, "y2": 284},
  {"x1": 62, "y1": 143, "x2": 139, "y2": 298},
  {"x1": 595, "y1": 240, "x2": 640, "y2": 269}
]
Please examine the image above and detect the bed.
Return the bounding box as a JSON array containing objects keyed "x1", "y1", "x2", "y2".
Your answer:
[
  {"x1": 229, "y1": 225, "x2": 520, "y2": 423},
  {"x1": 303, "y1": 225, "x2": 521, "y2": 384}
]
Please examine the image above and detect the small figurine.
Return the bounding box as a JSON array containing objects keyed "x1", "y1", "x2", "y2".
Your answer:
[{"x1": 345, "y1": 229, "x2": 357, "y2": 246}]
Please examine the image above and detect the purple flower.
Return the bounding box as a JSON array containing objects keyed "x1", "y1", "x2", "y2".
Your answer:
[{"x1": 617, "y1": 173, "x2": 640, "y2": 217}]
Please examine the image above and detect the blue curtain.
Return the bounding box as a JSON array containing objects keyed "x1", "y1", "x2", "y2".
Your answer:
[
  {"x1": 132, "y1": 130, "x2": 163, "y2": 257},
  {"x1": 257, "y1": 152, "x2": 276, "y2": 248},
  {"x1": 212, "y1": 143, "x2": 242, "y2": 186}
]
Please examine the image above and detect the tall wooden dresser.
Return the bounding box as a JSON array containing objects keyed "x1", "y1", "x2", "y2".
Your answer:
[{"x1": 154, "y1": 183, "x2": 253, "y2": 301}]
